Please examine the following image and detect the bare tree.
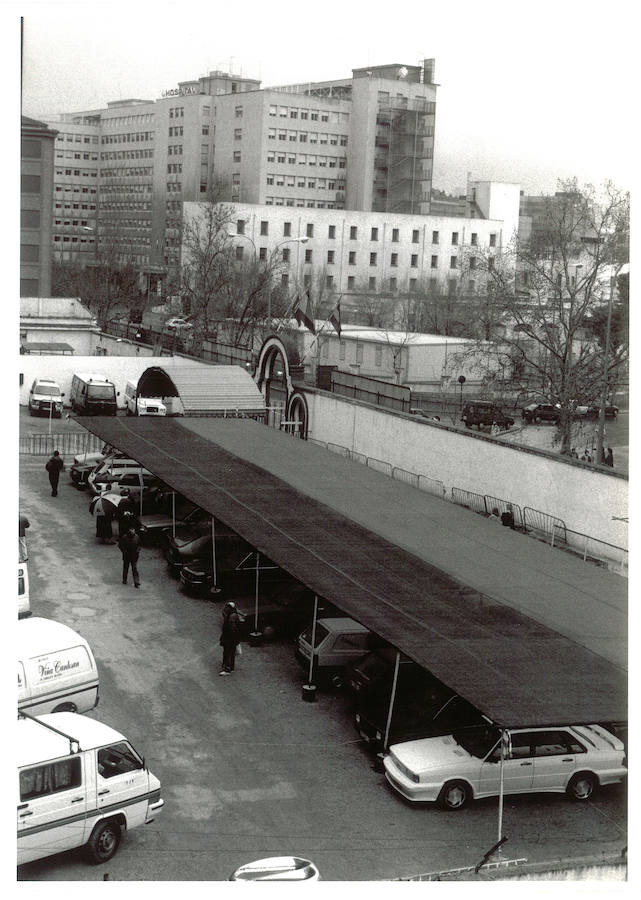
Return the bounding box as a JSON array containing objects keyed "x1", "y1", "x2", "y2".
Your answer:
[{"x1": 475, "y1": 179, "x2": 629, "y2": 453}]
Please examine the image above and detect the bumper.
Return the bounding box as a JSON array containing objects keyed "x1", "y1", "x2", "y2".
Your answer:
[
  {"x1": 383, "y1": 759, "x2": 439, "y2": 803},
  {"x1": 146, "y1": 797, "x2": 164, "y2": 823}
]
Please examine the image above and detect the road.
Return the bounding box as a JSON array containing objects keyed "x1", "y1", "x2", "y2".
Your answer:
[{"x1": 17, "y1": 447, "x2": 627, "y2": 881}]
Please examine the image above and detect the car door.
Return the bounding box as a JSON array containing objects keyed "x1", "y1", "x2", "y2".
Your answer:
[
  {"x1": 478, "y1": 730, "x2": 535, "y2": 796},
  {"x1": 530, "y1": 730, "x2": 585, "y2": 791},
  {"x1": 18, "y1": 755, "x2": 88, "y2": 862},
  {"x1": 96, "y1": 741, "x2": 148, "y2": 825}
]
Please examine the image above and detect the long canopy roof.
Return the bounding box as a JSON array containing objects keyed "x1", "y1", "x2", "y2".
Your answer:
[{"x1": 78, "y1": 416, "x2": 627, "y2": 728}]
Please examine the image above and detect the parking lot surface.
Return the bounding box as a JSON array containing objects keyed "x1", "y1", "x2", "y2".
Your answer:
[{"x1": 18, "y1": 450, "x2": 626, "y2": 881}]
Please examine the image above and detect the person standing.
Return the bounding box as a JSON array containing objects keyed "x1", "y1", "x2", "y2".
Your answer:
[
  {"x1": 19, "y1": 513, "x2": 30, "y2": 561},
  {"x1": 118, "y1": 525, "x2": 141, "y2": 588},
  {"x1": 117, "y1": 488, "x2": 138, "y2": 537},
  {"x1": 606, "y1": 447, "x2": 614, "y2": 467},
  {"x1": 219, "y1": 601, "x2": 241, "y2": 675},
  {"x1": 95, "y1": 503, "x2": 114, "y2": 544},
  {"x1": 45, "y1": 450, "x2": 64, "y2": 496}
]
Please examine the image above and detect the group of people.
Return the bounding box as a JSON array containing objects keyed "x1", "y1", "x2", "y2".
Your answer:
[
  {"x1": 569, "y1": 447, "x2": 614, "y2": 466},
  {"x1": 43, "y1": 449, "x2": 241, "y2": 671}
]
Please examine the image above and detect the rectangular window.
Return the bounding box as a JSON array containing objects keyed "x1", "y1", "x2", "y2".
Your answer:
[
  {"x1": 450, "y1": 256, "x2": 458, "y2": 269},
  {"x1": 412, "y1": 229, "x2": 420, "y2": 243},
  {"x1": 305, "y1": 248, "x2": 313, "y2": 263},
  {"x1": 390, "y1": 253, "x2": 398, "y2": 267},
  {"x1": 348, "y1": 251, "x2": 356, "y2": 265},
  {"x1": 235, "y1": 106, "x2": 243, "y2": 118},
  {"x1": 328, "y1": 224, "x2": 336, "y2": 239},
  {"x1": 259, "y1": 247, "x2": 267, "y2": 261},
  {"x1": 350, "y1": 226, "x2": 357, "y2": 239},
  {"x1": 410, "y1": 254, "x2": 418, "y2": 267},
  {"x1": 282, "y1": 247, "x2": 291, "y2": 262},
  {"x1": 490, "y1": 233, "x2": 497, "y2": 247},
  {"x1": 20, "y1": 757, "x2": 82, "y2": 801},
  {"x1": 235, "y1": 246, "x2": 244, "y2": 260},
  {"x1": 409, "y1": 277, "x2": 417, "y2": 292},
  {"x1": 236, "y1": 219, "x2": 245, "y2": 235},
  {"x1": 431, "y1": 255, "x2": 438, "y2": 268},
  {"x1": 20, "y1": 244, "x2": 39, "y2": 262},
  {"x1": 306, "y1": 223, "x2": 314, "y2": 237},
  {"x1": 234, "y1": 128, "x2": 242, "y2": 140},
  {"x1": 202, "y1": 125, "x2": 209, "y2": 135},
  {"x1": 369, "y1": 276, "x2": 376, "y2": 290},
  {"x1": 451, "y1": 231, "x2": 459, "y2": 245},
  {"x1": 281, "y1": 273, "x2": 289, "y2": 286},
  {"x1": 21, "y1": 174, "x2": 41, "y2": 193},
  {"x1": 347, "y1": 275, "x2": 355, "y2": 289},
  {"x1": 21, "y1": 209, "x2": 40, "y2": 228},
  {"x1": 371, "y1": 227, "x2": 378, "y2": 241},
  {"x1": 392, "y1": 228, "x2": 399, "y2": 243},
  {"x1": 326, "y1": 274, "x2": 334, "y2": 289},
  {"x1": 260, "y1": 221, "x2": 268, "y2": 236},
  {"x1": 471, "y1": 232, "x2": 478, "y2": 246},
  {"x1": 375, "y1": 345, "x2": 383, "y2": 366},
  {"x1": 432, "y1": 230, "x2": 439, "y2": 244},
  {"x1": 369, "y1": 252, "x2": 377, "y2": 266},
  {"x1": 389, "y1": 276, "x2": 397, "y2": 291},
  {"x1": 233, "y1": 150, "x2": 241, "y2": 162},
  {"x1": 327, "y1": 250, "x2": 335, "y2": 264},
  {"x1": 283, "y1": 221, "x2": 291, "y2": 237}
]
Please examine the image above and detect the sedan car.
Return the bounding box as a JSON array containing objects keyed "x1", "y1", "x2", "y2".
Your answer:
[
  {"x1": 165, "y1": 316, "x2": 193, "y2": 330},
  {"x1": 384, "y1": 723, "x2": 626, "y2": 810}
]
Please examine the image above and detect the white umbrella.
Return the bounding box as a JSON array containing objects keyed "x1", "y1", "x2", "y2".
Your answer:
[{"x1": 89, "y1": 493, "x2": 124, "y2": 517}]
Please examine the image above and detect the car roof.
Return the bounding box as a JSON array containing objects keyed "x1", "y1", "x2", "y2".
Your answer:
[
  {"x1": 317, "y1": 617, "x2": 369, "y2": 633},
  {"x1": 18, "y1": 616, "x2": 89, "y2": 656},
  {"x1": 18, "y1": 713, "x2": 124, "y2": 767},
  {"x1": 34, "y1": 378, "x2": 59, "y2": 385}
]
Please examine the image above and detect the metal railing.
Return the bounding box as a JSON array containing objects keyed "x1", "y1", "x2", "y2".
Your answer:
[
  {"x1": 523, "y1": 506, "x2": 567, "y2": 543},
  {"x1": 19, "y1": 431, "x2": 104, "y2": 457}
]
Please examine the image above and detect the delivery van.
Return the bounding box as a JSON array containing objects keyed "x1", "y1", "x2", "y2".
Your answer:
[
  {"x1": 124, "y1": 379, "x2": 166, "y2": 416},
  {"x1": 18, "y1": 617, "x2": 99, "y2": 715},
  {"x1": 70, "y1": 373, "x2": 118, "y2": 416},
  {"x1": 17, "y1": 711, "x2": 164, "y2": 865}
]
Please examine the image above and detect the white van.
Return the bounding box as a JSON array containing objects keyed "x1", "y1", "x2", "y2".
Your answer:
[
  {"x1": 28, "y1": 378, "x2": 64, "y2": 418},
  {"x1": 18, "y1": 562, "x2": 31, "y2": 619},
  {"x1": 125, "y1": 379, "x2": 166, "y2": 417},
  {"x1": 17, "y1": 711, "x2": 164, "y2": 865},
  {"x1": 18, "y1": 617, "x2": 99, "y2": 715}
]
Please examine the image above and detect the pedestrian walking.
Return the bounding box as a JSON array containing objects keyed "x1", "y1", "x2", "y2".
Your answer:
[
  {"x1": 118, "y1": 525, "x2": 141, "y2": 587},
  {"x1": 606, "y1": 447, "x2": 614, "y2": 467},
  {"x1": 117, "y1": 488, "x2": 138, "y2": 537},
  {"x1": 19, "y1": 513, "x2": 30, "y2": 561},
  {"x1": 219, "y1": 601, "x2": 241, "y2": 675},
  {"x1": 45, "y1": 450, "x2": 64, "y2": 496}
]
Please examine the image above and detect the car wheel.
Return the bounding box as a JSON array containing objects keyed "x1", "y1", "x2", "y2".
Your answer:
[
  {"x1": 437, "y1": 780, "x2": 470, "y2": 810},
  {"x1": 566, "y1": 772, "x2": 597, "y2": 802},
  {"x1": 85, "y1": 819, "x2": 121, "y2": 864}
]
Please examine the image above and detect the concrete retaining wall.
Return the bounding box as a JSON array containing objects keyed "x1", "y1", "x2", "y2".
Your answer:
[{"x1": 307, "y1": 391, "x2": 628, "y2": 549}]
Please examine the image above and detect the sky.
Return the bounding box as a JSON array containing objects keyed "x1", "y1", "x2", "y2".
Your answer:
[{"x1": 11, "y1": 0, "x2": 634, "y2": 196}]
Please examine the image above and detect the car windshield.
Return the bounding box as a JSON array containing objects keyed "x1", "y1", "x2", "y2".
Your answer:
[
  {"x1": 452, "y1": 725, "x2": 500, "y2": 759},
  {"x1": 301, "y1": 623, "x2": 329, "y2": 648},
  {"x1": 88, "y1": 384, "x2": 115, "y2": 399},
  {"x1": 36, "y1": 384, "x2": 60, "y2": 396}
]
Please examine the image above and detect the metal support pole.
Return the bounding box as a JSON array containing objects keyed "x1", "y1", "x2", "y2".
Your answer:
[
  {"x1": 253, "y1": 552, "x2": 260, "y2": 633},
  {"x1": 498, "y1": 730, "x2": 507, "y2": 845},
  {"x1": 210, "y1": 517, "x2": 221, "y2": 594},
  {"x1": 383, "y1": 651, "x2": 401, "y2": 751},
  {"x1": 306, "y1": 595, "x2": 319, "y2": 686},
  {"x1": 171, "y1": 492, "x2": 176, "y2": 537}
]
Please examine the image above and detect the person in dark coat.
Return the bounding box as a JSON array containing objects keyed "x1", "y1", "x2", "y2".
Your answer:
[
  {"x1": 118, "y1": 525, "x2": 141, "y2": 587},
  {"x1": 606, "y1": 447, "x2": 614, "y2": 467},
  {"x1": 95, "y1": 502, "x2": 114, "y2": 544},
  {"x1": 500, "y1": 506, "x2": 515, "y2": 529},
  {"x1": 219, "y1": 601, "x2": 241, "y2": 675},
  {"x1": 45, "y1": 450, "x2": 64, "y2": 496},
  {"x1": 117, "y1": 488, "x2": 138, "y2": 536}
]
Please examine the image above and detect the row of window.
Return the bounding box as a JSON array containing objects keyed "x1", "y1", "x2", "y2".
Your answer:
[
  {"x1": 266, "y1": 174, "x2": 345, "y2": 191},
  {"x1": 55, "y1": 168, "x2": 98, "y2": 178},
  {"x1": 56, "y1": 151, "x2": 99, "y2": 161},
  {"x1": 101, "y1": 132, "x2": 154, "y2": 144},
  {"x1": 268, "y1": 105, "x2": 347, "y2": 124},
  {"x1": 57, "y1": 133, "x2": 99, "y2": 144},
  {"x1": 264, "y1": 198, "x2": 344, "y2": 209},
  {"x1": 53, "y1": 235, "x2": 95, "y2": 244},
  {"x1": 101, "y1": 183, "x2": 151, "y2": 194},
  {"x1": 100, "y1": 149, "x2": 154, "y2": 160},
  {"x1": 54, "y1": 219, "x2": 91, "y2": 227},
  {"x1": 101, "y1": 202, "x2": 152, "y2": 211},
  {"x1": 167, "y1": 163, "x2": 182, "y2": 174},
  {"x1": 54, "y1": 203, "x2": 96, "y2": 211},
  {"x1": 267, "y1": 129, "x2": 348, "y2": 146},
  {"x1": 101, "y1": 167, "x2": 153, "y2": 177},
  {"x1": 168, "y1": 107, "x2": 184, "y2": 118},
  {"x1": 276, "y1": 271, "x2": 477, "y2": 294},
  {"x1": 168, "y1": 126, "x2": 184, "y2": 137},
  {"x1": 168, "y1": 144, "x2": 183, "y2": 155},
  {"x1": 101, "y1": 113, "x2": 154, "y2": 127},
  {"x1": 54, "y1": 186, "x2": 97, "y2": 194},
  {"x1": 267, "y1": 151, "x2": 347, "y2": 168},
  {"x1": 248, "y1": 220, "x2": 497, "y2": 247}
]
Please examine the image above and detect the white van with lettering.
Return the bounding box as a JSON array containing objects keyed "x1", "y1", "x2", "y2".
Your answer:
[
  {"x1": 18, "y1": 711, "x2": 164, "y2": 865},
  {"x1": 18, "y1": 617, "x2": 99, "y2": 715},
  {"x1": 125, "y1": 379, "x2": 166, "y2": 417}
]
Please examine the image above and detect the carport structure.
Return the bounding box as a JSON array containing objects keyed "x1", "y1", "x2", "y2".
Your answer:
[
  {"x1": 136, "y1": 364, "x2": 265, "y2": 417},
  {"x1": 78, "y1": 416, "x2": 627, "y2": 729}
]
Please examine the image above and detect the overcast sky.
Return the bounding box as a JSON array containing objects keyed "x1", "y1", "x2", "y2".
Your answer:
[{"x1": 13, "y1": 0, "x2": 635, "y2": 195}]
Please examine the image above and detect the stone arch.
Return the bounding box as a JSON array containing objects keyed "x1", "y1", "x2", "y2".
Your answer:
[
  {"x1": 285, "y1": 391, "x2": 309, "y2": 439},
  {"x1": 255, "y1": 336, "x2": 294, "y2": 409}
]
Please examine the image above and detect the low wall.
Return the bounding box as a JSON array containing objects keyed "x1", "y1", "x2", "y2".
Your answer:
[{"x1": 307, "y1": 391, "x2": 628, "y2": 550}]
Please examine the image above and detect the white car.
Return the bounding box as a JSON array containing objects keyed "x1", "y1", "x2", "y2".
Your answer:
[
  {"x1": 384, "y1": 723, "x2": 626, "y2": 810},
  {"x1": 165, "y1": 316, "x2": 193, "y2": 330}
]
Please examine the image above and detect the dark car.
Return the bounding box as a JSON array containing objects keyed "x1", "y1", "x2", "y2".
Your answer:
[
  {"x1": 237, "y1": 590, "x2": 340, "y2": 640},
  {"x1": 138, "y1": 498, "x2": 200, "y2": 542},
  {"x1": 161, "y1": 514, "x2": 214, "y2": 569},
  {"x1": 345, "y1": 648, "x2": 416, "y2": 699},
  {"x1": 354, "y1": 666, "x2": 487, "y2": 751},
  {"x1": 461, "y1": 401, "x2": 514, "y2": 431},
  {"x1": 522, "y1": 403, "x2": 560, "y2": 424},
  {"x1": 585, "y1": 405, "x2": 619, "y2": 419}
]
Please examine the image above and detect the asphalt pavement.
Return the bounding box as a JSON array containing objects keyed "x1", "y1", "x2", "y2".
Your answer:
[{"x1": 17, "y1": 451, "x2": 627, "y2": 882}]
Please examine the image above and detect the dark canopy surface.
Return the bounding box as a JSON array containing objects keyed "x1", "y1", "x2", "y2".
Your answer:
[{"x1": 78, "y1": 416, "x2": 627, "y2": 728}]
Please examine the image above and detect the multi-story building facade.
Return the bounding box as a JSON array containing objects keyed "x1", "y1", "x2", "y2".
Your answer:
[
  {"x1": 21, "y1": 116, "x2": 58, "y2": 296},
  {"x1": 43, "y1": 61, "x2": 437, "y2": 286}
]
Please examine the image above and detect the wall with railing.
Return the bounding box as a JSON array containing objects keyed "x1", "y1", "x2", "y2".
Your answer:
[{"x1": 304, "y1": 388, "x2": 628, "y2": 557}]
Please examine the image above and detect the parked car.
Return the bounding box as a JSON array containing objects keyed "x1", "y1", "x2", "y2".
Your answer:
[
  {"x1": 165, "y1": 316, "x2": 193, "y2": 330},
  {"x1": 522, "y1": 403, "x2": 560, "y2": 424},
  {"x1": 72, "y1": 443, "x2": 121, "y2": 469},
  {"x1": 160, "y1": 511, "x2": 215, "y2": 569},
  {"x1": 138, "y1": 498, "x2": 200, "y2": 542},
  {"x1": 354, "y1": 666, "x2": 486, "y2": 750},
  {"x1": 235, "y1": 588, "x2": 332, "y2": 640},
  {"x1": 383, "y1": 723, "x2": 626, "y2": 810},
  {"x1": 295, "y1": 617, "x2": 372, "y2": 685},
  {"x1": 87, "y1": 459, "x2": 153, "y2": 495},
  {"x1": 461, "y1": 401, "x2": 514, "y2": 431},
  {"x1": 345, "y1": 648, "x2": 415, "y2": 699},
  {"x1": 89, "y1": 470, "x2": 162, "y2": 511},
  {"x1": 28, "y1": 378, "x2": 64, "y2": 418},
  {"x1": 585, "y1": 405, "x2": 619, "y2": 419}
]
